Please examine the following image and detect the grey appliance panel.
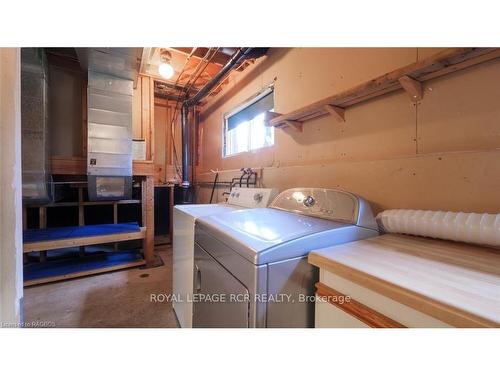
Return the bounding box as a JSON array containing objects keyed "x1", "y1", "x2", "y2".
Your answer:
[
  {"x1": 266, "y1": 256, "x2": 318, "y2": 328},
  {"x1": 193, "y1": 244, "x2": 250, "y2": 328},
  {"x1": 270, "y1": 187, "x2": 378, "y2": 231},
  {"x1": 195, "y1": 226, "x2": 268, "y2": 327}
]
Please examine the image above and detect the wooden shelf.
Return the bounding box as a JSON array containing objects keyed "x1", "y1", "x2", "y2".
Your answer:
[
  {"x1": 23, "y1": 227, "x2": 146, "y2": 253},
  {"x1": 268, "y1": 48, "x2": 500, "y2": 130},
  {"x1": 50, "y1": 156, "x2": 155, "y2": 176}
]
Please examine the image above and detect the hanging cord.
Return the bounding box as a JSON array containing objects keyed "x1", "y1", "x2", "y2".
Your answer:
[{"x1": 209, "y1": 172, "x2": 219, "y2": 203}]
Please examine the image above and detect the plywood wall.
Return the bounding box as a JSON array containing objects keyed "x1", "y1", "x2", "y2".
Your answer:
[{"x1": 196, "y1": 48, "x2": 500, "y2": 214}]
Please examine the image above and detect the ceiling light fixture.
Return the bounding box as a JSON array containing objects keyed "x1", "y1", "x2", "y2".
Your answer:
[{"x1": 158, "y1": 49, "x2": 175, "y2": 79}]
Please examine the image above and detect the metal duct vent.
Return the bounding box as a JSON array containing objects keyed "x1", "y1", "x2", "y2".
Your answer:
[
  {"x1": 21, "y1": 48, "x2": 52, "y2": 204},
  {"x1": 87, "y1": 71, "x2": 133, "y2": 200},
  {"x1": 80, "y1": 48, "x2": 142, "y2": 201}
]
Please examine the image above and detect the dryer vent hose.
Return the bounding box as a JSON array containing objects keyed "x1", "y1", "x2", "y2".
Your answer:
[{"x1": 376, "y1": 209, "x2": 500, "y2": 247}]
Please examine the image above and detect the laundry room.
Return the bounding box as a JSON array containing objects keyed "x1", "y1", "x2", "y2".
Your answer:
[{"x1": 0, "y1": 3, "x2": 499, "y2": 374}]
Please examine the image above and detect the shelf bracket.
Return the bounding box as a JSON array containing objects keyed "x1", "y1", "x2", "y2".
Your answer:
[
  {"x1": 324, "y1": 105, "x2": 345, "y2": 122},
  {"x1": 398, "y1": 75, "x2": 423, "y2": 102},
  {"x1": 263, "y1": 111, "x2": 283, "y2": 127},
  {"x1": 284, "y1": 120, "x2": 303, "y2": 132}
]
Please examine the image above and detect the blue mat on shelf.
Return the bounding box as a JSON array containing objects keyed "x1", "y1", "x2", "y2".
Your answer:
[
  {"x1": 23, "y1": 248, "x2": 144, "y2": 282},
  {"x1": 23, "y1": 222, "x2": 141, "y2": 243}
]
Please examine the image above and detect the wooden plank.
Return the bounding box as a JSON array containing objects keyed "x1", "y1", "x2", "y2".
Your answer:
[
  {"x1": 309, "y1": 234, "x2": 500, "y2": 327},
  {"x1": 23, "y1": 259, "x2": 146, "y2": 287},
  {"x1": 50, "y1": 156, "x2": 154, "y2": 176},
  {"x1": 78, "y1": 187, "x2": 85, "y2": 257},
  {"x1": 142, "y1": 176, "x2": 155, "y2": 266},
  {"x1": 269, "y1": 48, "x2": 500, "y2": 128},
  {"x1": 149, "y1": 76, "x2": 155, "y2": 163},
  {"x1": 23, "y1": 227, "x2": 146, "y2": 253},
  {"x1": 50, "y1": 156, "x2": 86, "y2": 175},
  {"x1": 26, "y1": 200, "x2": 141, "y2": 208},
  {"x1": 323, "y1": 105, "x2": 345, "y2": 122},
  {"x1": 39, "y1": 207, "x2": 47, "y2": 262},
  {"x1": 141, "y1": 76, "x2": 151, "y2": 159},
  {"x1": 315, "y1": 282, "x2": 405, "y2": 328},
  {"x1": 398, "y1": 75, "x2": 422, "y2": 101},
  {"x1": 133, "y1": 160, "x2": 155, "y2": 176},
  {"x1": 263, "y1": 111, "x2": 283, "y2": 127},
  {"x1": 81, "y1": 80, "x2": 88, "y2": 157},
  {"x1": 284, "y1": 120, "x2": 303, "y2": 132}
]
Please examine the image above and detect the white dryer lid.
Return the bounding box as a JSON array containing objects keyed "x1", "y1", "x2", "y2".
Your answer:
[{"x1": 196, "y1": 207, "x2": 349, "y2": 253}]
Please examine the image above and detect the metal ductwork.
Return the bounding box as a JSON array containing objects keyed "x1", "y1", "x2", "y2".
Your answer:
[
  {"x1": 21, "y1": 48, "x2": 52, "y2": 204},
  {"x1": 180, "y1": 47, "x2": 268, "y2": 191},
  {"x1": 76, "y1": 48, "x2": 142, "y2": 201}
]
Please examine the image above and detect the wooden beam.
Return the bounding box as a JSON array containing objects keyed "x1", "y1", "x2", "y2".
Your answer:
[
  {"x1": 142, "y1": 176, "x2": 155, "y2": 266},
  {"x1": 323, "y1": 105, "x2": 345, "y2": 122},
  {"x1": 78, "y1": 187, "x2": 85, "y2": 257},
  {"x1": 398, "y1": 75, "x2": 423, "y2": 101},
  {"x1": 24, "y1": 259, "x2": 146, "y2": 287},
  {"x1": 263, "y1": 111, "x2": 283, "y2": 127},
  {"x1": 50, "y1": 156, "x2": 155, "y2": 176},
  {"x1": 23, "y1": 227, "x2": 146, "y2": 253},
  {"x1": 39, "y1": 207, "x2": 47, "y2": 262},
  {"x1": 284, "y1": 120, "x2": 303, "y2": 132}
]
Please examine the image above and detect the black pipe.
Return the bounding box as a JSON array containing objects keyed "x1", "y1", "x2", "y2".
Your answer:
[
  {"x1": 180, "y1": 48, "x2": 256, "y2": 188},
  {"x1": 180, "y1": 104, "x2": 189, "y2": 188}
]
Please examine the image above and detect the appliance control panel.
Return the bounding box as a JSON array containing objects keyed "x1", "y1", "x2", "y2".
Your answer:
[
  {"x1": 227, "y1": 187, "x2": 279, "y2": 208},
  {"x1": 270, "y1": 188, "x2": 360, "y2": 224}
]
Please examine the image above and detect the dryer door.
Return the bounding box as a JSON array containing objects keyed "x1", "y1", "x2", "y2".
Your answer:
[{"x1": 193, "y1": 244, "x2": 250, "y2": 328}]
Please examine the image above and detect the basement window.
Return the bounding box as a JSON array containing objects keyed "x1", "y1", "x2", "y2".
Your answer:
[{"x1": 223, "y1": 88, "x2": 274, "y2": 157}]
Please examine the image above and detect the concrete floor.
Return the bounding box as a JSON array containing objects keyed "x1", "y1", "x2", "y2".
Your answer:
[{"x1": 23, "y1": 245, "x2": 179, "y2": 328}]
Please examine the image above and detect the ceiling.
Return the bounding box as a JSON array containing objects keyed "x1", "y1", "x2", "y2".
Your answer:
[
  {"x1": 141, "y1": 47, "x2": 239, "y2": 101},
  {"x1": 44, "y1": 47, "x2": 260, "y2": 103}
]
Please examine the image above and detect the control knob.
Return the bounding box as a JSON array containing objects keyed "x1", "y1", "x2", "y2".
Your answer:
[
  {"x1": 253, "y1": 193, "x2": 263, "y2": 202},
  {"x1": 303, "y1": 195, "x2": 316, "y2": 207}
]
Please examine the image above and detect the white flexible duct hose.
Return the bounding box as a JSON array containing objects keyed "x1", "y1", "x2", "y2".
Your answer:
[{"x1": 376, "y1": 209, "x2": 500, "y2": 247}]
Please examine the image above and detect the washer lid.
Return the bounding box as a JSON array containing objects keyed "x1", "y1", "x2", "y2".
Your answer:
[
  {"x1": 196, "y1": 207, "x2": 349, "y2": 254},
  {"x1": 174, "y1": 204, "x2": 241, "y2": 219}
]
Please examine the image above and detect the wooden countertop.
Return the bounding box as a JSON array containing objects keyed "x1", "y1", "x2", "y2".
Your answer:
[{"x1": 308, "y1": 234, "x2": 500, "y2": 327}]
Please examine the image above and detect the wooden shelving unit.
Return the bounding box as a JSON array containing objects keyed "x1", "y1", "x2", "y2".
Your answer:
[{"x1": 267, "y1": 48, "x2": 500, "y2": 131}]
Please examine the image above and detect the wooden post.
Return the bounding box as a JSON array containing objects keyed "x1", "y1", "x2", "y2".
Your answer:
[
  {"x1": 142, "y1": 176, "x2": 155, "y2": 265},
  {"x1": 113, "y1": 202, "x2": 118, "y2": 251},
  {"x1": 78, "y1": 187, "x2": 85, "y2": 257},
  {"x1": 39, "y1": 207, "x2": 47, "y2": 262},
  {"x1": 169, "y1": 184, "x2": 174, "y2": 245},
  {"x1": 23, "y1": 206, "x2": 28, "y2": 264}
]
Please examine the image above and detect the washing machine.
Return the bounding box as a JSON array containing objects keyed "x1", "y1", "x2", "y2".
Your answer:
[
  {"x1": 193, "y1": 188, "x2": 379, "y2": 328},
  {"x1": 172, "y1": 187, "x2": 278, "y2": 328}
]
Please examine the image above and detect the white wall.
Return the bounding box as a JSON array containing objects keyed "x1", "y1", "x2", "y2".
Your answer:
[{"x1": 0, "y1": 48, "x2": 23, "y2": 326}]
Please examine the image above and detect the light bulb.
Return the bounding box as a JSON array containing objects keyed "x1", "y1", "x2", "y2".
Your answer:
[{"x1": 158, "y1": 63, "x2": 174, "y2": 79}]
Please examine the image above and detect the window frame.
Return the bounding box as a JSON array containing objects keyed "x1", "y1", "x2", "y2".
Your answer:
[{"x1": 222, "y1": 86, "x2": 275, "y2": 158}]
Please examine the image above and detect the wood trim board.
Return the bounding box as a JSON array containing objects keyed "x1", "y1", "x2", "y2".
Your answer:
[
  {"x1": 315, "y1": 282, "x2": 405, "y2": 328},
  {"x1": 23, "y1": 227, "x2": 146, "y2": 253}
]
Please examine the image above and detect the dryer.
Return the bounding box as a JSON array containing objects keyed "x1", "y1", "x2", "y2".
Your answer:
[
  {"x1": 172, "y1": 187, "x2": 278, "y2": 328},
  {"x1": 193, "y1": 188, "x2": 379, "y2": 328}
]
